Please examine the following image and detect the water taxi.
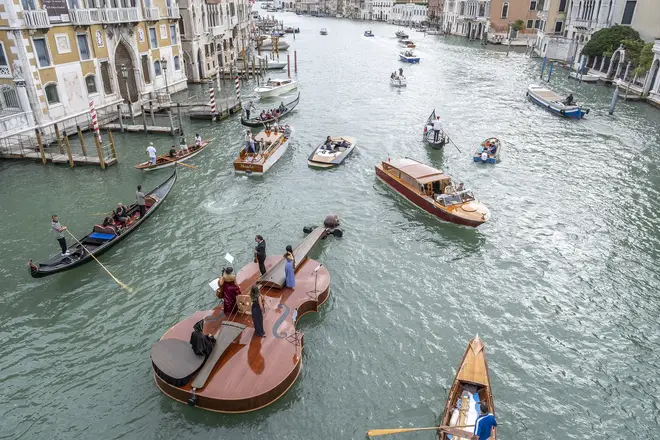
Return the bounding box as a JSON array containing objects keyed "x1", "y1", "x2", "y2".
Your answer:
[
  {"x1": 473, "y1": 138, "x2": 501, "y2": 164},
  {"x1": 233, "y1": 126, "x2": 293, "y2": 175},
  {"x1": 135, "y1": 141, "x2": 209, "y2": 171},
  {"x1": 375, "y1": 158, "x2": 489, "y2": 227},
  {"x1": 399, "y1": 50, "x2": 420, "y2": 63},
  {"x1": 438, "y1": 336, "x2": 497, "y2": 440},
  {"x1": 255, "y1": 78, "x2": 298, "y2": 98},
  {"x1": 320, "y1": 28, "x2": 328, "y2": 35},
  {"x1": 527, "y1": 84, "x2": 590, "y2": 119},
  {"x1": 364, "y1": 30, "x2": 374, "y2": 37},
  {"x1": 398, "y1": 39, "x2": 416, "y2": 48},
  {"x1": 307, "y1": 136, "x2": 357, "y2": 168}
]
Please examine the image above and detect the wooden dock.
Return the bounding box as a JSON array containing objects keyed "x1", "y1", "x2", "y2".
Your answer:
[
  {"x1": 104, "y1": 124, "x2": 179, "y2": 134},
  {"x1": 19, "y1": 151, "x2": 118, "y2": 166}
]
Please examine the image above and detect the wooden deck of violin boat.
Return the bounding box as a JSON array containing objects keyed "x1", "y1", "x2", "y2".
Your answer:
[
  {"x1": 307, "y1": 136, "x2": 357, "y2": 168},
  {"x1": 240, "y1": 93, "x2": 300, "y2": 128},
  {"x1": 151, "y1": 223, "x2": 340, "y2": 412},
  {"x1": 233, "y1": 127, "x2": 293, "y2": 175},
  {"x1": 438, "y1": 335, "x2": 496, "y2": 440},
  {"x1": 375, "y1": 158, "x2": 490, "y2": 227},
  {"x1": 135, "y1": 141, "x2": 210, "y2": 170},
  {"x1": 29, "y1": 170, "x2": 177, "y2": 277}
]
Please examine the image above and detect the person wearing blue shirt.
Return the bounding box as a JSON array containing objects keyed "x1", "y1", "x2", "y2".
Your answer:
[{"x1": 472, "y1": 401, "x2": 497, "y2": 440}]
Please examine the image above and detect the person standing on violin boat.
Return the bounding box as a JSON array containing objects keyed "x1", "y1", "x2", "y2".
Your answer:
[
  {"x1": 217, "y1": 267, "x2": 240, "y2": 316},
  {"x1": 284, "y1": 245, "x2": 295, "y2": 288},
  {"x1": 251, "y1": 285, "x2": 266, "y2": 338},
  {"x1": 254, "y1": 235, "x2": 267, "y2": 275}
]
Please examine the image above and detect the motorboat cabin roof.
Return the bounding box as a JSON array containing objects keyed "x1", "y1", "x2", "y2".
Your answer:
[
  {"x1": 266, "y1": 78, "x2": 293, "y2": 87},
  {"x1": 384, "y1": 158, "x2": 450, "y2": 184}
]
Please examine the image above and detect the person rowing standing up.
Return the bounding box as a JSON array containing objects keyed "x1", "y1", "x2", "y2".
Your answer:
[
  {"x1": 432, "y1": 116, "x2": 444, "y2": 142},
  {"x1": 51, "y1": 215, "x2": 70, "y2": 256},
  {"x1": 136, "y1": 185, "x2": 146, "y2": 218},
  {"x1": 471, "y1": 401, "x2": 497, "y2": 440},
  {"x1": 195, "y1": 134, "x2": 202, "y2": 147},
  {"x1": 169, "y1": 145, "x2": 177, "y2": 158},
  {"x1": 146, "y1": 142, "x2": 157, "y2": 165}
]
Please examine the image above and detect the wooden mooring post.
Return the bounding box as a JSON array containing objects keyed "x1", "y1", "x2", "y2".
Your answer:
[
  {"x1": 294, "y1": 50, "x2": 297, "y2": 73},
  {"x1": 107, "y1": 129, "x2": 117, "y2": 161},
  {"x1": 149, "y1": 101, "x2": 156, "y2": 126},
  {"x1": 167, "y1": 109, "x2": 175, "y2": 136},
  {"x1": 62, "y1": 130, "x2": 74, "y2": 168},
  {"x1": 287, "y1": 54, "x2": 291, "y2": 78},
  {"x1": 141, "y1": 105, "x2": 148, "y2": 133},
  {"x1": 77, "y1": 125, "x2": 88, "y2": 156},
  {"x1": 93, "y1": 132, "x2": 106, "y2": 169},
  {"x1": 177, "y1": 103, "x2": 184, "y2": 136},
  {"x1": 54, "y1": 123, "x2": 64, "y2": 154},
  {"x1": 35, "y1": 129, "x2": 46, "y2": 164}
]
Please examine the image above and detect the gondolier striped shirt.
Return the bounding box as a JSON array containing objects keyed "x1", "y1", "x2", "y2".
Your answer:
[{"x1": 473, "y1": 413, "x2": 497, "y2": 440}]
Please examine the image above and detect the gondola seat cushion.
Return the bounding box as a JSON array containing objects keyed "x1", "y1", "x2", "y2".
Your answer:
[{"x1": 151, "y1": 338, "x2": 206, "y2": 387}]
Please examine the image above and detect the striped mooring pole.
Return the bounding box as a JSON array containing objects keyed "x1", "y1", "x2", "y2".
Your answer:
[
  {"x1": 209, "y1": 86, "x2": 217, "y2": 120},
  {"x1": 234, "y1": 75, "x2": 240, "y2": 103},
  {"x1": 89, "y1": 100, "x2": 101, "y2": 142}
]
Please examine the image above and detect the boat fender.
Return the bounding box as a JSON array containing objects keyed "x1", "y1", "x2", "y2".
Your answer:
[
  {"x1": 188, "y1": 389, "x2": 198, "y2": 407},
  {"x1": 560, "y1": 109, "x2": 565, "y2": 115},
  {"x1": 331, "y1": 228, "x2": 343, "y2": 238}
]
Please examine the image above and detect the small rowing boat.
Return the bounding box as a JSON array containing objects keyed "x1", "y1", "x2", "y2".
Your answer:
[
  {"x1": 391, "y1": 75, "x2": 407, "y2": 87},
  {"x1": 364, "y1": 30, "x2": 374, "y2": 37},
  {"x1": 135, "y1": 141, "x2": 210, "y2": 170},
  {"x1": 423, "y1": 109, "x2": 447, "y2": 149},
  {"x1": 438, "y1": 335, "x2": 496, "y2": 440},
  {"x1": 28, "y1": 170, "x2": 177, "y2": 278},
  {"x1": 255, "y1": 78, "x2": 298, "y2": 98},
  {"x1": 233, "y1": 125, "x2": 294, "y2": 175},
  {"x1": 320, "y1": 28, "x2": 328, "y2": 35},
  {"x1": 526, "y1": 84, "x2": 590, "y2": 119},
  {"x1": 241, "y1": 93, "x2": 299, "y2": 127},
  {"x1": 473, "y1": 138, "x2": 501, "y2": 164},
  {"x1": 399, "y1": 50, "x2": 420, "y2": 63},
  {"x1": 307, "y1": 136, "x2": 357, "y2": 168},
  {"x1": 375, "y1": 158, "x2": 489, "y2": 227}
]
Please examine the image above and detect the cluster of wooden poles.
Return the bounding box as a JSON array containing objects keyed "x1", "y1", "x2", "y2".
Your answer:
[{"x1": 34, "y1": 125, "x2": 118, "y2": 170}]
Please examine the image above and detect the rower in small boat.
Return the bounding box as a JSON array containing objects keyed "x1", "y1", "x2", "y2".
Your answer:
[
  {"x1": 179, "y1": 137, "x2": 188, "y2": 154},
  {"x1": 169, "y1": 145, "x2": 177, "y2": 158},
  {"x1": 432, "y1": 116, "x2": 444, "y2": 142},
  {"x1": 474, "y1": 401, "x2": 498, "y2": 440},
  {"x1": 147, "y1": 142, "x2": 157, "y2": 165},
  {"x1": 195, "y1": 134, "x2": 202, "y2": 147}
]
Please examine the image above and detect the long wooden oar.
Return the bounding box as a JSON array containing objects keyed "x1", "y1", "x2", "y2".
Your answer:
[
  {"x1": 366, "y1": 424, "x2": 474, "y2": 437},
  {"x1": 64, "y1": 229, "x2": 133, "y2": 293},
  {"x1": 161, "y1": 155, "x2": 197, "y2": 169}
]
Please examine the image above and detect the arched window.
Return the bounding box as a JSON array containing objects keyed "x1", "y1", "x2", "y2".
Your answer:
[
  {"x1": 44, "y1": 83, "x2": 60, "y2": 104},
  {"x1": 501, "y1": 2, "x2": 509, "y2": 17},
  {"x1": 154, "y1": 59, "x2": 162, "y2": 76},
  {"x1": 174, "y1": 55, "x2": 181, "y2": 71},
  {"x1": 85, "y1": 75, "x2": 97, "y2": 94}
]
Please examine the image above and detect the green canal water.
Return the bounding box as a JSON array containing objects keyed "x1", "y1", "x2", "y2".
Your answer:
[{"x1": 2, "y1": 13, "x2": 660, "y2": 440}]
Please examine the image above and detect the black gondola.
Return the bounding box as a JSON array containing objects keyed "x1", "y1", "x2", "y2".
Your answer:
[
  {"x1": 423, "y1": 109, "x2": 448, "y2": 150},
  {"x1": 28, "y1": 170, "x2": 178, "y2": 278},
  {"x1": 240, "y1": 92, "x2": 300, "y2": 128}
]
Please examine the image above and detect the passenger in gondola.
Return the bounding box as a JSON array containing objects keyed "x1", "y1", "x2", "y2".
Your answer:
[
  {"x1": 260, "y1": 110, "x2": 266, "y2": 120},
  {"x1": 169, "y1": 145, "x2": 177, "y2": 158},
  {"x1": 102, "y1": 217, "x2": 118, "y2": 235},
  {"x1": 217, "y1": 267, "x2": 240, "y2": 316},
  {"x1": 284, "y1": 245, "x2": 296, "y2": 288},
  {"x1": 113, "y1": 202, "x2": 129, "y2": 226},
  {"x1": 279, "y1": 101, "x2": 286, "y2": 112},
  {"x1": 391, "y1": 72, "x2": 395, "y2": 79}
]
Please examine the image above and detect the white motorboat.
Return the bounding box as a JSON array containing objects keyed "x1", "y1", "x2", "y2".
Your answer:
[
  {"x1": 569, "y1": 70, "x2": 601, "y2": 83},
  {"x1": 258, "y1": 36, "x2": 290, "y2": 51},
  {"x1": 390, "y1": 75, "x2": 407, "y2": 87},
  {"x1": 255, "y1": 78, "x2": 298, "y2": 98},
  {"x1": 320, "y1": 28, "x2": 328, "y2": 35},
  {"x1": 425, "y1": 29, "x2": 443, "y2": 35},
  {"x1": 399, "y1": 50, "x2": 420, "y2": 63},
  {"x1": 240, "y1": 54, "x2": 287, "y2": 70},
  {"x1": 526, "y1": 84, "x2": 589, "y2": 119}
]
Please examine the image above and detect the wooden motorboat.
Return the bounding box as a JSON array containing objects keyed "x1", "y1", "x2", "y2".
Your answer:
[
  {"x1": 424, "y1": 109, "x2": 447, "y2": 149},
  {"x1": 241, "y1": 93, "x2": 299, "y2": 127},
  {"x1": 395, "y1": 30, "x2": 409, "y2": 39},
  {"x1": 255, "y1": 78, "x2": 298, "y2": 98},
  {"x1": 285, "y1": 26, "x2": 300, "y2": 33},
  {"x1": 233, "y1": 125, "x2": 294, "y2": 175},
  {"x1": 391, "y1": 75, "x2": 407, "y2": 87},
  {"x1": 135, "y1": 141, "x2": 210, "y2": 171},
  {"x1": 307, "y1": 136, "x2": 357, "y2": 168},
  {"x1": 375, "y1": 158, "x2": 489, "y2": 227},
  {"x1": 28, "y1": 170, "x2": 177, "y2": 278},
  {"x1": 399, "y1": 39, "x2": 416, "y2": 48},
  {"x1": 438, "y1": 335, "x2": 496, "y2": 440},
  {"x1": 473, "y1": 138, "x2": 501, "y2": 164},
  {"x1": 399, "y1": 50, "x2": 420, "y2": 63},
  {"x1": 320, "y1": 28, "x2": 328, "y2": 35},
  {"x1": 527, "y1": 84, "x2": 590, "y2": 119},
  {"x1": 364, "y1": 30, "x2": 374, "y2": 37},
  {"x1": 151, "y1": 218, "x2": 343, "y2": 413}
]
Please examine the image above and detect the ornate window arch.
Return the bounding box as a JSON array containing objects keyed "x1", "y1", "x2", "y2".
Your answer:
[{"x1": 44, "y1": 82, "x2": 60, "y2": 104}]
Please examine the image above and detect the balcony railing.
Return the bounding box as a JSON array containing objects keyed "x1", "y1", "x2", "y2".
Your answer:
[
  {"x1": 69, "y1": 8, "x2": 101, "y2": 25},
  {"x1": 166, "y1": 5, "x2": 180, "y2": 18},
  {"x1": 101, "y1": 7, "x2": 140, "y2": 23},
  {"x1": 144, "y1": 6, "x2": 160, "y2": 20},
  {"x1": 24, "y1": 9, "x2": 50, "y2": 28}
]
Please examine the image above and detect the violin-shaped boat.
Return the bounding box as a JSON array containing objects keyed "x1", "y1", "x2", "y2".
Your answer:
[
  {"x1": 233, "y1": 125, "x2": 294, "y2": 175},
  {"x1": 438, "y1": 335, "x2": 497, "y2": 440},
  {"x1": 28, "y1": 170, "x2": 177, "y2": 277},
  {"x1": 307, "y1": 136, "x2": 357, "y2": 168},
  {"x1": 135, "y1": 141, "x2": 210, "y2": 171},
  {"x1": 375, "y1": 158, "x2": 490, "y2": 227},
  {"x1": 240, "y1": 93, "x2": 300, "y2": 128},
  {"x1": 150, "y1": 216, "x2": 343, "y2": 413}
]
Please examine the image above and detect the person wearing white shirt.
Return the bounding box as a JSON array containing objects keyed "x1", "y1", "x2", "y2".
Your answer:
[
  {"x1": 432, "y1": 117, "x2": 443, "y2": 142},
  {"x1": 146, "y1": 142, "x2": 157, "y2": 165}
]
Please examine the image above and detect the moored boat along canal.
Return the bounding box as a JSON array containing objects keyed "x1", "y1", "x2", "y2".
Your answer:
[{"x1": 1, "y1": 12, "x2": 660, "y2": 440}]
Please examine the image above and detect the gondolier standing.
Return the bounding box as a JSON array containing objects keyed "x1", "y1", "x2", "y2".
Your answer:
[
  {"x1": 246, "y1": 100, "x2": 256, "y2": 120},
  {"x1": 471, "y1": 401, "x2": 497, "y2": 440},
  {"x1": 51, "y1": 215, "x2": 70, "y2": 256},
  {"x1": 432, "y1": 116, "x2": 443, "y2": 142},
  {"x1": 146, "y1": 142, "x2": 157, "y2": 165},
  {"x1": 136, "y1": 185, "x2": 146, "y2": 218},
  {"x1": 254, "y1": 235, "x2": 267, "y2": 275}
]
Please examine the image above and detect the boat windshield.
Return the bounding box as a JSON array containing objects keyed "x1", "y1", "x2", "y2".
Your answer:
[{"x1": 434, "y1": 190, "x2": 474, "y2": 206}]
